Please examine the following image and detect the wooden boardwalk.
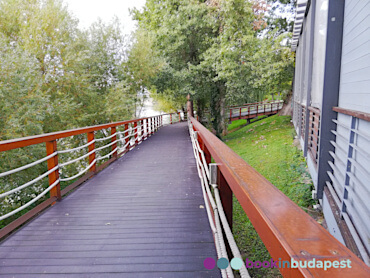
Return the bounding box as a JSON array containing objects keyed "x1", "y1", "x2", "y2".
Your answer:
[{"x1": 0, "y1": 122, "x2": 220, "y2": 277}]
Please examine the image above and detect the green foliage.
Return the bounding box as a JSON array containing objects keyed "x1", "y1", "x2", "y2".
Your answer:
[
  {"x1": 224, "y1": 115, "x2": 313, "y2": 277},
  {"x1": 0, "y1": 0, "x2": 140, "y2": 227},
  {"x1": 132, "y1": 0, "x2": 295, "y2": 137}
]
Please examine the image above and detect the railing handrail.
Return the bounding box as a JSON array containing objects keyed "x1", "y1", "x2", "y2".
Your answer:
[
  {"x1": 189, "y1": 116, "x2": 369, "y2": 277},
  {"x1": 229, "y1": 100, "x2": 283, "y2": 109},
  {"x1": 333, "y1": 106, "x2": 370, "y2": 122},
  {"x1": 0, "y1": 112, "x2": 183, "y2": 239},
  {"x1": 0, "y1": 113, "x2": 179, "y2": 152},
  {"x1": 308, "y1": 106, "x2": 320, "y2": 114}
]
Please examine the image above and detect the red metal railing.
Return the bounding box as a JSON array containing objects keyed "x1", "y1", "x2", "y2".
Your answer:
[
  {"x1": 0, "y1": 112, "x2": 180, "y2": 238},
  {"x1": 190, "y1": 116, "x2": 369, "y2": 277}
]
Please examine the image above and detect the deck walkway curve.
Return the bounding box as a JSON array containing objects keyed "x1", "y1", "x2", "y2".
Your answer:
[{"x1": 0, "y1": 122, "x2": 220, "y2": 278}]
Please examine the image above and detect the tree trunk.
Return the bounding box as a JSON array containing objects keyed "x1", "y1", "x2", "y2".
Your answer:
[
  {"x1": 218, "y1": 82, "x2": 227, "y2": 136},
  {"x1": 186, "y1": 94, "x2": 193, "y2": 118},
  {"x1": 210, "y1": 82, "x2": 227, "y2": 138},
  {"x1": 196, "y1": 99, "x2": 204, "y2": 123}
]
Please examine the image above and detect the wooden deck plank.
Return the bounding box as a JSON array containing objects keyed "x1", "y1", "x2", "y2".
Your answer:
[
  {"x1": 0, "y1": 122, "x2": 220, "y2": 277},
  {"x1": 0, "y1": 272, "x2": 218, "y2": 278}
]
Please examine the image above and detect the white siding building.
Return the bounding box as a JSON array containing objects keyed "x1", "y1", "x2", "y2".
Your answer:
[{"x1": 291, "y1": 0, "x2": 370, "y2": 266}]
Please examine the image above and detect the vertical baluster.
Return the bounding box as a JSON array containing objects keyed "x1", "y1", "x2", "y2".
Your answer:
[
  {"x1": 170, "y1": 114, "x2": 173, "y2": 124},
  {"x1": 46, "y1": 140, "x2": 61, "y2": 202}
]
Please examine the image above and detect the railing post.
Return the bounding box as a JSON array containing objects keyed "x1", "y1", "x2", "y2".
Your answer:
[
  {"x1": 239, "y1": 107, "x2": 241, "y2": 119},
  {"x1": 140, "y1": 120, "x2": 144, "y2": 143},
  {"x1": 170, "y1": 114, "x2": 172, "y2": 124},
  {"x1": 134, "y1": 121, "x2": 138, "y2": 145},
  {"x1": 46, "y1": 140, "x2": 61, "y2": 202},
  {"x1": 178, "y1": 112, "x2": 181, "y2": 122},
  {"x1": 203, "y1": 143, "x2": 211, "y2": 165},
  {"x1": 151, "y1": 117, "x2": 154, "y2": 134},
  {"x1": 111, "y1": 126, "x2": 117, "y2": 159},
  {"x1": 217, "y1": 168, "x2": 232, "y2": 230},
  {"x1": 217, "y1": 167, "x2": 233, "y2": 258},
  {"x1": 148, "y1": 118, "x2": 152, "y2": 136},
  {"x1": 147, "y1": 118, "x2": 150, "y2": 137},
  {"x1": 124, "y1": 123, "x2": 129, "y2": 150},
  {"x1": 230, "y1": 108, "x2": 232, "y2": 121},
  {"x1": 147, "y1": 118, "x2": 150, "y2": 136},
  {"x1": 87, "y1": 132, "x2": 96, "y2": 172},
  {"x1": 152, "y1": 117, "x2": 154, "y2": 134}
]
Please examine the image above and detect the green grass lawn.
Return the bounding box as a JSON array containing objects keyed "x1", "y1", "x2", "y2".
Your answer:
[
  {"x1": 227, "y1": 116, "x2": 267, "y2": 132},
  {"x1": 224, "y1": 114, "x2": 314, "y2": 277},
  {"x1": 227, "y1": 119, "x2": 247, "y2": 131}
]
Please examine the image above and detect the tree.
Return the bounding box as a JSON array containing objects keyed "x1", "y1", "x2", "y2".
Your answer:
[
  {"x1": 133, "y1": 0, "x2": 262, "y2": 136},
  {"x1": 0, "y1": 0, "x2": 140, "y2": 227}
]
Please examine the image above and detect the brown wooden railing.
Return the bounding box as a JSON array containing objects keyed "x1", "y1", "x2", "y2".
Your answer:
[
  {"x1": 301, "y1": 104, "x2": 306, "y2": 140},
  {"x1": 308, "y1": 106, "x2": 320, "y2": 168},
  {"x1": 189, "y1": 115, "x2": 369, "y2": 277},
  {"x1": 0, "y1": 112, "x2": 181, "y2": 239},
  {"x1": 229, "y1": 100, "x2": 283, "y2": 121}
]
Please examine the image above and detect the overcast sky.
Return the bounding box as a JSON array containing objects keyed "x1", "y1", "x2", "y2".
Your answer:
[{"x1": 63, "y1": 0, "x2": 147, "y2": 36}]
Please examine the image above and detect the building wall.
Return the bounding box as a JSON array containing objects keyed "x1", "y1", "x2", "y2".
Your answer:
[
  {"x1": 292, "y1": 0, "x2": 370, "y2": 265},
  {"x1": 310, "y1": 0, "x2": 328, "y2": 109},
  {"x1": 328, "y1": 1, "x2": 370, "y2": 262},
  {"x1": 339, "y1": 1, "x2": 370, "y2": 112}
]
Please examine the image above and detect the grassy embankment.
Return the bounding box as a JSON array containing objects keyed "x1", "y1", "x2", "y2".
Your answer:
[{"x1": 224, "y1": 115, "x2": 315, "y2": 277}]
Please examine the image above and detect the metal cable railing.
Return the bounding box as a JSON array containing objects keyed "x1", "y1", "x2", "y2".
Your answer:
[
  {"x1": 188, "y1": 120, "x2": 250, "y2": 278},
  {"x1": 0, "y1": 152, "x2": 57, "y2": 178},
  {"x1": 0, "y1": 179, "x2": 60, "y2": 221},
  {"x1": 57, "y1": 140, "x2": 96, "y2": 154},
  {"x1": 0, "y1": 165, "x2": 59, "y2": 199},
  {"x1": 0, "y1": 114, "x2": 171, "y2": 227}
]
